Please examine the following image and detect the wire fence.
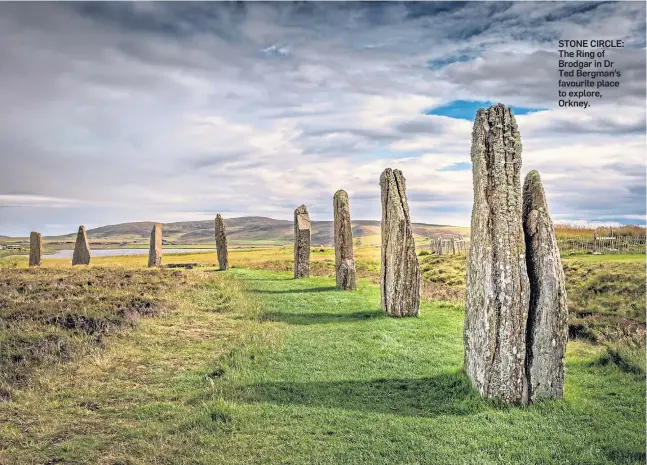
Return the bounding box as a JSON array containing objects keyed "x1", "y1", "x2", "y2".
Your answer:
[{"x1": 557, "y1": 236, "x2": 646, "y2": 255}]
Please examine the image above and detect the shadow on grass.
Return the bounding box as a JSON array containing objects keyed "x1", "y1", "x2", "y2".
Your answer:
[
  {"x1": 236, "y1": 275, "x2": 293, "y2": 281},
  {"x1": 262, "y1": 309, "x2": 384, "y2": 325},
  {"x1": 250, "y1": 286, "x2": 337, "y2": 295},
  {"x1": 243, "y1": 370, "x2": 484, "y2": 417}
]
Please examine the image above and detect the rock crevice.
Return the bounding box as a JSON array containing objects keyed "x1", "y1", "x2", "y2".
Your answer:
[
  {"x1": 523, "y1": 170, "x2": 568, "y2": 401},
  {"x1": 464, "y1": 104, "x2": 530, "y2": 404}
]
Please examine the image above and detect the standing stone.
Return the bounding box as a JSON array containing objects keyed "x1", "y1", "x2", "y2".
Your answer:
[
  {"x1": 29, "y1": 232, "x2": 42, "y2": 267},
  {"x1": 333, "y1": 190, "x2": 357, "y2": 290},
  {"x1": 72, "y1": 225, "x2": 91, "y2": 265},
  {"x1": 523, "y1": 170, "x2": 568, "y2": 401},
  {"x1": 379, "y1": 168, "x2": 420, "y2": 317},
  {"x1": 215, "y1": 214, "x2": 229, "y2": 271},
  {"x1": 464, "y1": 104, "x2": 530, "y2": 404},
  {"x1": 148, "y1": 223, "x2": 163, "y2": 267},
  {"x1": 293, "y1": 205, "x2": 311, "y2": 278}
]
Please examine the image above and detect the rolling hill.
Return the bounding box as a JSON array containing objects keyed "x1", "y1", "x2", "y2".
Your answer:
[{"x1": 2, "y1": 217, "x2": 469, "y2": 247}]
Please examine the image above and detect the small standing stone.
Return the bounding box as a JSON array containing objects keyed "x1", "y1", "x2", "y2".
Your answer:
[
  {"x1": 523, "y1": 170, "x2": 568, "y2": 401},
  {"x1": 29, "y1": 232, "x2": 42, "y2": 267},
  {"x1": 148, "y1": 223, "x2": 163, "y2": 267},
  {"x1": 215, "y1": 214, "x2": 229, "y2": 270},
  {"x1": 333, "y1": 189, "x2": 357, "y2": 290},
  {"x1": 464, "y1": 104, "x2": 530, "y2": 405},
  {"x1": 294, "y1": 205, "x2": 311, "y2": 278},
  {"x1": 72, "y1": 225, "x2": 91, "y2": 265},
  {"x1": 379, "y1": 168, "x2": 421, "y2": 317}
]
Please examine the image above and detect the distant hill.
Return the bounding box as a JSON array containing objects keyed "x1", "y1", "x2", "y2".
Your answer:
[{"x1": 3, "y1": 217, "x2": 469, "y2": 247}]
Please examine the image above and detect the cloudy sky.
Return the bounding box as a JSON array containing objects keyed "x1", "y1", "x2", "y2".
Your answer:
[{"x1": 0, "y1": 1, "x2": 645, "y2": 236}]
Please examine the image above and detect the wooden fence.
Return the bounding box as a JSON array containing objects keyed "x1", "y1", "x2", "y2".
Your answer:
[
  {"x1": 429, "y1": 237, "x2": 468, "y2": 255},
  {"x1": 557, "y1": 235, "x2": 646, "y2": 255}
]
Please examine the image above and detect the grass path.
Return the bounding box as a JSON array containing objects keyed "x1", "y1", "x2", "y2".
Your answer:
[
  {"x1": 1, "y1": 267, "x2": 645, "y2": 464},
  {"x1": 213, "y1": 269, "x2": 645, "y2": 465}
]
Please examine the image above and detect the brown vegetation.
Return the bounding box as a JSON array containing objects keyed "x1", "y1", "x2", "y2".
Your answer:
[
  {"x1": 555, "y1": 224, "x2": 646, "y2": 238},
  {"x1": 0, "y1": 267, "x2": 189, "y2": 393}
]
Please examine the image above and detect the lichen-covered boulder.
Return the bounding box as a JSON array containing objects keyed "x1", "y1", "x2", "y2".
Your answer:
[
  {"x1": 523, "y1": 170, "x2": 568, "y2": 401},
  {"x1": 464, "y1": 104, "x2": 530, "y2": 404},
  {"x1": 333, "y1": 190, "x2": 357, "y2": 290},
  {"x1": 379, "y1": 168, "x2": 420, "y2": 317},
  {"x1": 294, "y1": 205, "x2": 311, "y2": 278},
  {"x1": 215, "y1": 214, "x2": 229, "y2": 270}
]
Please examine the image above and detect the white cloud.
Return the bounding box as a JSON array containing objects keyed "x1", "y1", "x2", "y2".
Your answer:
[{"x1": 0, "y1": 2, "x2": 644, "y2": 235}]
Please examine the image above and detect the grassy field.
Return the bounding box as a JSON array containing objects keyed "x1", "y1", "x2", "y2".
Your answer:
[
  {"x1": 0, "y1": 250, "x2": 644, "y2": 464},
  {"x1": 3, "y1": 247, "x2": 643, "y2": 344}
]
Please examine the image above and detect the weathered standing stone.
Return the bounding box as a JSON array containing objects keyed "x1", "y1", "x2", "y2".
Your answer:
[
  {"x1": 72, "y1": 225, "x2": 91, "y2": 265},
  {"x1": 523, "y1": 170, "x2": 568, "y2": 401},
  {"x1": 379, "y1": 168, "x2": 420, "y2": 317},
  {"x1": 293, "y1": 205, "x2": 311, "y2": 278},
  {"x1": 29, "y1": 232, "x2": 42, "y2": 267},
  {"x1": 215, "y1": 214, "x2": 229, "y2": 271},
  {"x1": 464, "y1": 104, "x2": 530, "y2": 404},
  {"x1": 333, "y1": 190, "x2": 357, "y2": 290},
  {"x1": 148, "y1": 223, "x2": 163, "y2": 267}
]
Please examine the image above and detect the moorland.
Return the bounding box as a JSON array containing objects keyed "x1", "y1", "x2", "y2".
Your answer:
[{"x1": 0, "y1": 232, "x2": 644, "y2": 464}]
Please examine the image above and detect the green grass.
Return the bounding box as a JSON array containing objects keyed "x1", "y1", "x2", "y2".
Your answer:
[
  {"x1": 1, "y1": 263, "x2": 644, "y2": 464},
  {"x1": 4, "y1": 248, "x2": 644, "y2": 345},
  {"x1": 205, "y1": 270, "x2": 646, "y2": 464}
]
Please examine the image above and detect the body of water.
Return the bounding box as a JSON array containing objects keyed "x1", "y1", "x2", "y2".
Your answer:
[{"x1": 46, "y1": 248, "x2": 213, "y2": 259}]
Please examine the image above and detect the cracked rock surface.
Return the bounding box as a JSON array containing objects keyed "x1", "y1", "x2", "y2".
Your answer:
[
  {"x1": 379, "y1": 168, "x2": 420, "y2": 317},
  {"x1": 215, "y1": 214, "x2": 229, "y2": 271},
  {"x1": 523, "y1": 170, "x2": 568, "y2": 401},
  {"x1": 334, "y1": 190, "x2": 357, "y2": 290},
  {"x1": 294, "y1": 205, "x2": 311, "y2": 279},
  {"x1": 464, "y1": 104, "x2": 530, "y2": 404}
]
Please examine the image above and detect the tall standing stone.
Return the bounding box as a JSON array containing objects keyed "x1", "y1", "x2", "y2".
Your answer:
[
  {"x1": 464, "y1": 104, "x2": 530, "y2": 404},
  {"x1": 523, "y1": 170, "x2": 568, "y2": 401},
  {"x1": 215, "y1": 214, "x2": 229, "y2": 271},
  {"x1": 72, "y1": 225, "x2": 91, "y2": 266},
  {"x1": 379, "y1": 168, "x2": 420, "y2": 317},
  {"x1": 29, "y1": 232, "x2": 42, "y2": 267},
  {"x1": 294, "y1": 205, "x2": 311, "y2": 278},
  {"x1": 148, "y1": 223, "x2": 163, "y2": 267},
  {"x1": 333, "y1": 190, "x2": 357, "y2": 290}
]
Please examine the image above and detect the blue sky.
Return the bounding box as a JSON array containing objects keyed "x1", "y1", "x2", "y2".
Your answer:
[
  {"x1": 0, "y1": 2, "x2": 645, "y2": 236},
  {"x1": 425, "y1": 101, "x2": 547, "y2": 120}
]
